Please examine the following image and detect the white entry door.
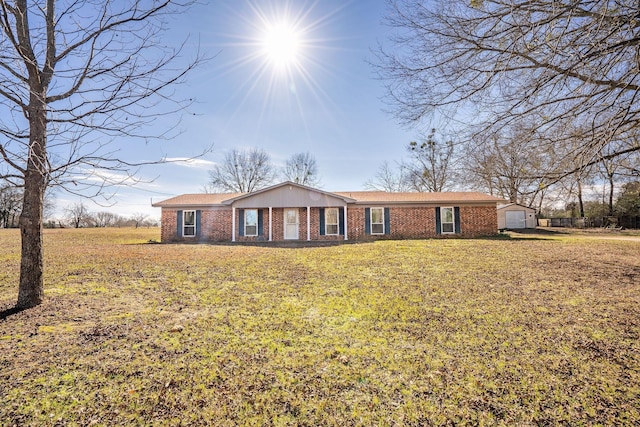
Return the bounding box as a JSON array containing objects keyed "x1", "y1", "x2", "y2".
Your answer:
[{"x1": 284, "y1": 209, "x2": 299, "y2": 239}]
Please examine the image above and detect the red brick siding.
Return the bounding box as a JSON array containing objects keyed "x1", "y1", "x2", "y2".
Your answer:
[
  {"x1": 160, "y1": 208, "x2": 232, "y2": 242},
  {"x1": 348, "y1": 206, "x2": 497, "y2": 240},
  {"x1": 347, "y1": 207, "x2": 366, "y2": 240},
  {"x1": 202, "y1": 209, "x2": 233, "y2": 241},
  {"x1": 459, "y1": 206, "x2": 498, "y2": 237},
  {"x1": 160, "y1": 204, "x2": 498, "y2": 242},
  {"x1": 387, "y1": 207, "x2": 436, "y2": 239},
  {"x1": 160, "y1": 209, "x2": 178, "y2": 242}
]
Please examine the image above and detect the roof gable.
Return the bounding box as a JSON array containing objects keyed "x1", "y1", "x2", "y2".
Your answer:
[{"x1": 227, "y1": 181, "x2": 355, "y2": 208}]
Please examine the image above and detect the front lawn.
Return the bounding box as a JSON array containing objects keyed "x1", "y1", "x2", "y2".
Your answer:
[{"x1": 1, "y1": 228, "x2": 638, "y2": 425}]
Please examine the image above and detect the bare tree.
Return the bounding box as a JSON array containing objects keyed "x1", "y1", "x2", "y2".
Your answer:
[
  {"x1": 93, "y1": 211, "x2": 119, "y2": 228},
  {"x1": 365, "y1": 161, "x2": 414, "y2": 192},
  {"x1": 0, "y1": 185, "x2": 21, "y2": 228},
  {"x1": 376, "y1": 0, "x2": 640, "y2": 178},
  {"x1": 598, "y1": 141, "x2": 630, "y2": 216},
  {"x1": 463, "y1": 123, "x2": 551, "y2": 208},
  {"x1": 64, "y1": 202, "x2": 92, "y2": 228},
  {"x1": 130, "y1": 212, "x2": 148, "y2": 229},
  {"x1": 282, "y1": 152, "x2": 320, "y2": 187},
  {"x1": 0, "y1": 1, "x2": 202, "y2": 308},
  {"x1": 406, "y1": 128, "x2": 456, "y2": 192},
  {"x1": 207, "y1": 148, "x2": 276, "y2": 193}
]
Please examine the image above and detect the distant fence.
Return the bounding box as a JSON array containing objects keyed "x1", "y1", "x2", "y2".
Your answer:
[{"x1": 539, "y1": 216, "x2": 640, "y2": 229}]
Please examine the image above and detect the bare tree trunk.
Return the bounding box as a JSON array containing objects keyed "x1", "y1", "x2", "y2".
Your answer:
[
  {"x1": 608, "y1": 174, "x2": 615, "y2": 216},
  {"x1": 577, "y1": 179, "x2": 585, "y2": 217},
  {"x1": 17, "y1": 95, "x2": 47, "y2": 309}
]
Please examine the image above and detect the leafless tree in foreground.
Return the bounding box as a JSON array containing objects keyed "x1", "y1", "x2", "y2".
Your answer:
[
  {"x1": 207, "y1": 148, "x2": 277, "y2": 193},
  {"x1": 376, "y1": 0, "x2": 640, "y2": 179},
  {"x1": 281, "y1": 152, "x2": 321, "y2": 187},
  {"x1": 0, "y1": 0, "x2": 203, "y2": 309}
]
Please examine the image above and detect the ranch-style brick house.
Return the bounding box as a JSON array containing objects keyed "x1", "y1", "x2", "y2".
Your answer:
[{"x1": 152, "y1": 181, "x2": 505, "y2": 243}]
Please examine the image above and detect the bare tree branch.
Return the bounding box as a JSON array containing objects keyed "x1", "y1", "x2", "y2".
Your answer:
[
  {"x1": 0, "y1": 0, "x2": 206, "y2": 308},
  {"x1": 375, "y1": 0, "x2": 640, "y2": 172},
  {"x1": 281, "y1": 152, "x2": 321, "y2": 187},
  {"x1": 207, "y1": 148, "x2": 277, "y2": 193}
]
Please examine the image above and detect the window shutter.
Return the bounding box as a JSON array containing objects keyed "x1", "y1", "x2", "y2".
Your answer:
[
  {"x1": 339, "y1": 207, "x2": 345, "y2": 235},
  {"x1": 196, "y1": 210, "x2": 202, "y2": 238},
  {"x1": 238, "y1": 209, "x2": 244, "y2": 237},
  {"x1": 319, "y1": 208, "x2": 325, "y2": 236},
  {"x1": 365, "y1": 208, "x2": 371, "y2": 234},
  {"x1": 384, "y1": 207, "x2": 390, "y2": 235},
  {"x1": 177, "y1": 210, "x2": 183, "y2": 238},
  {"x1": 454, "y1": 207, "x2": 461, "y2": 234},
  {"x1": 258, "y1": 209, "x2": 264, "y2": 236},
  {"x1": 435, "y1": 207, "x2": 441, "y2": 235}
]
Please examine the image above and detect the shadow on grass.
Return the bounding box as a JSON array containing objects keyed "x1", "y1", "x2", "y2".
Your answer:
[{"x1": 0, "y1": 305, "x2": 29, "y2": 321}]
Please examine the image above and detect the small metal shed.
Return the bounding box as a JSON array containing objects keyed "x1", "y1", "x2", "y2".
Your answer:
[{"x1": 497, "y1": 204, "x2": 537, "y2": 229}]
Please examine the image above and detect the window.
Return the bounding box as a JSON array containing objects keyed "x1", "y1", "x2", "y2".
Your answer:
[
  {"x1": 441, "y1": 207, "x2": 454, "y2": 233},
  {"x1": 371, "y1": 207, "x2": 384, "y2": 234},
  {"x1": 325, "y1": 208, "x2": 339, "y2": 235},
  {"x1": 183, "y1": 210, "x2": 196, "y2": 237},
  {"x1": 245, "y1": 209, "x2": 258, "y2": 236}
]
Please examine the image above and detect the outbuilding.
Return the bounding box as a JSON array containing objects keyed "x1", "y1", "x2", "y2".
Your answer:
[{"x1": 497, "y1": 203, "x2": 537, "y2": 230}]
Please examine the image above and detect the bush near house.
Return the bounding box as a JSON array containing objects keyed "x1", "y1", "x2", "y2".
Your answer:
[{"x1": 0, "y1": 228, "x2": 638, "y2": 425}]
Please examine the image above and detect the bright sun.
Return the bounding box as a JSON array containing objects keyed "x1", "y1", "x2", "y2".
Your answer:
[{"x1": 261, "y1": 22, "x2": 301, "y2": 69}]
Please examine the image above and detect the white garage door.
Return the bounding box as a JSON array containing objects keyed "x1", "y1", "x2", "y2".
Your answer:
[{"x1": 505, "y1": 210, "x2": 526, "y2": 229}]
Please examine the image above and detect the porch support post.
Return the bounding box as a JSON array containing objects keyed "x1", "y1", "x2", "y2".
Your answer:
[
  {"x1": 269, "y1": 207, "x2": 273, "y2": 241},
  {"x1": 344, "y1": 205, "x2": 348, "y2": 240},
  {"x1": 232, "y1": 207, "x2": 236, "y2": 242},
  {"x1": 306, "y1": 206, "x2": 311, "y2": 241}
]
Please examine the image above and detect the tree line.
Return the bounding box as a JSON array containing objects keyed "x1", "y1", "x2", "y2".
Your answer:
[
  {"x1": 58, "y1": 202, "x2": 155, "y2": 229},
  {"x1": 364, "y1": 127, "x2": 640, "y2": 219},
  {"x1": 0, "y1": 186, "x2": 155, "y2": 229},
  {"x1": 372, "y1": 0, "x2": 640, "y2": 217}
]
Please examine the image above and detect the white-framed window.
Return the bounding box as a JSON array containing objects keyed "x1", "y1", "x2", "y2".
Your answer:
[
  {"x1": 371, "y1": 207, "x2": 384, "y2": 234},
  {"x1": 441, "y1": 207, "x2": 455, "y2": 233},
  {"x1": 183, "y1": 210, "x2": 196, "y2": 237},
  {"x1": 245, "y1": 209, "x2": 258, "y2": 236},
  {"x1": 325, "y1": 208, "x2": 339, "y2": 235}
]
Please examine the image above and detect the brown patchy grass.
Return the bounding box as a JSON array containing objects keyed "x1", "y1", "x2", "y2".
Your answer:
[{"x1": 0, "y1": 228, "x2": 639, "y2": 426}]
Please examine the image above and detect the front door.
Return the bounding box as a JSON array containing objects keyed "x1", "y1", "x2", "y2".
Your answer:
[{"x1": 284, "y1": 209, "x2": 299, "y2": 240}]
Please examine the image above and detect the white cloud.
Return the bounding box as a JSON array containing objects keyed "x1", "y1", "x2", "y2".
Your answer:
[{"x1": 165, "y1": 157, "x2": 216, "y2": 169}]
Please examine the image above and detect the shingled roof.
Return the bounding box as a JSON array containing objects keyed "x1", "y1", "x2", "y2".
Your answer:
[
  {"x1": 333, "y1": 191, "x2": 505, "y2": 204},
  {"x1": 151, "y1": 193, "x2": 243, "y2": 207},
  {"x1": 152, "y1": 187, "x2": 505, "y2": 208}
]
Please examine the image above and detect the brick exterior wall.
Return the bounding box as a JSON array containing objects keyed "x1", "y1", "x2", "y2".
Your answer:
[
  {"x1": 459, "y1": 206, "x2": 498, "y2": 237},
  {"x1": 159, "y1": 204, "x2": 498, "y2": 242},
  {"x1": 161, "y1": 208, "x2": 232, "y2": 242}
]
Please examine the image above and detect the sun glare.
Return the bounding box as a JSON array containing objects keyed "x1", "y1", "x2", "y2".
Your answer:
[
  {"x1": 216, "y1": 1, "x2": 344, "y2": 129},
  {"x1": 261, "y1": 22, "x2": 301, "y2": 69}
]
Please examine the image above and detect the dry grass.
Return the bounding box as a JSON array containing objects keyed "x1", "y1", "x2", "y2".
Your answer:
[{"x1": 1, "y1": 228, "x2": 639, "y2": 426}]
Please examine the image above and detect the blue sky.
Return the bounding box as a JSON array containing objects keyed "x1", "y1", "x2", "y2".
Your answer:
[{"x1": 55, "y1": 0, "x2": 422, "y2": 219}]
